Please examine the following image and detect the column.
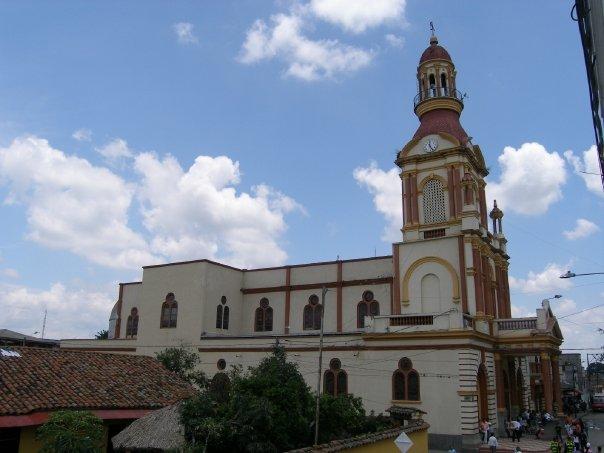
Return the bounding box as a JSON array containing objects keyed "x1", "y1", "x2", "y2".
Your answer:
[
  {"x1": 494, "y1": 353, "x2": 507, "y2": 435},
  {"x1": 447, "y1": 167, "x2": 455, "y2": 218},
  {"x1": 473, "y1": 247, "x2": 485, "y2": 315},
  {"x1": 540, "y1": 353, "x2": 554, "y2": 414},
  {"x1": 403, "y1": 175, "x2": 410, "y2": 225},
  {"x1": 551, "y1": 355, "x2": 563, "y2": 415},
  {"x1": 284, "y1": 267, "x2": 291, "y2": 334},
  {"x1": 336, "y1": 261, "x2": 343, "y2": 333}
]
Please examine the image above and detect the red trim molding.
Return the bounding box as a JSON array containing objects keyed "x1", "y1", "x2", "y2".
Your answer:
[
  {"x1": 457, "y1": 236, "x2": 468, "y2": 313},
  {"x1": 0, "y1": 409, "x2": 152, "y2": 428},
  {"x1": 336, "y1": 261, "x2": 343, "y2": 333},
  {"x1": 241, "y1": 277, "x2": 393, "y2": 295},
  {"x1": 284, "y1": 267, "x2": 291, "y2": 334}
]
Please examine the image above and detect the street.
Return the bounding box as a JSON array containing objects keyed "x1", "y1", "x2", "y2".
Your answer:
[{"x1": 583, "y1": 410, "x2": 604, "y2": 451}]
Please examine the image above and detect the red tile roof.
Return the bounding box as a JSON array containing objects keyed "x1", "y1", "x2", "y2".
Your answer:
[{"x1": 0, "y1": 347, "x2": 195, "y2": 416}]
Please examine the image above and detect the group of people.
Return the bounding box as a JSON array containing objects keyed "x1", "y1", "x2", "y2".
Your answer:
[
  {"x1": 549, "y1": 415, "x2": 592, "y2": 453},
  {"x1": 477, "y1": 409, "x2": 596, "y2": 453}
]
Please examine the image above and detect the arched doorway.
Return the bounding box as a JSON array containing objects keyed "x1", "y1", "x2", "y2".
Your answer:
[{"x1": 477, "y1": 364, "x2": 489, "y2": 422}]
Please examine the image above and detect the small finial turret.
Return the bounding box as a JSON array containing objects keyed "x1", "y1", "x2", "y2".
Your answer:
[{"x1": 489, "y1": 200, "x2": 504, "y2": 234}]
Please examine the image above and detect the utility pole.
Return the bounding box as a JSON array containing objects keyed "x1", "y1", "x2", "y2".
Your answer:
[
  {"x1": 314, "y1": 286, "x2": 328, "y2": 446},
  {"x1": 41, "y1": 309, "x2": 47, "y2": 339}
]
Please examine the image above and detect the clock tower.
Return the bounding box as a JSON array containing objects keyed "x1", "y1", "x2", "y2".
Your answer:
[
  {"x1": 395, "y1": 33, "x2": 489, "y2": 242},
  {"x1": 392, "y1": 33, "x2": 511, "y2": 322}
]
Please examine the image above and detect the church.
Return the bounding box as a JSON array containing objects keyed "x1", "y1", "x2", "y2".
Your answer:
[{"x1": 62, "y1": 34, "x2": 564, "y2": 450}]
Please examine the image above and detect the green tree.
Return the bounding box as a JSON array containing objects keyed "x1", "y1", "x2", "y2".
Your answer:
[
  {"x1": 94, "y1": 329, "x2": 108, "y2": 340},
  {"x1": 36, "y1": 410, "x2": 104, "y2": 453},
  {"x1": 181, "y1": 347, "x2": 385, "y2": 452},
  {"x1": 155, "y1": 346, "x2": 208, "y2": 387}
]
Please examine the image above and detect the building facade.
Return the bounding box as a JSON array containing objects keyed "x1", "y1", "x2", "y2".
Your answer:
[{"x1": 62, "y1": 35, "x2": 564, "y2": 450}]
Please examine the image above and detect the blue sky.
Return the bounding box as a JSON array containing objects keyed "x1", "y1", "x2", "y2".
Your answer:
[{"x1": 0, "y1": 1, "x2": 603, "y2": 354}]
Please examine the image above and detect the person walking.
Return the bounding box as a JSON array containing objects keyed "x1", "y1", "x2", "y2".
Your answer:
[
  {"x1": 487, "y1": 433, "x2": 498, "y2": 453},
  {"x1": 511, "y1": 418, "x2": 522, "y2": 442},
  {"x1": 564, "y1": 437, "x2": 575, "y2": 453},
  {"x1": 549, "y1": 436, "x2": 561, "y2": 453}
]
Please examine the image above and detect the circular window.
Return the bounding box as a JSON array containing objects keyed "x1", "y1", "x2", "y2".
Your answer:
[
  {"x1": 217, "y1": 359, "x2": 226, "y2": 370},
  {"x1": 221, "y1": 296, "x2": 227, "y2": 305},
  {"x1": 399, "y1": 357, "x2": 413, "y2": 371},
  {"x1": 329, "y1": 358, "x2": 341, "y2": 370},
  {"x1": 363, "y1": 291, "x2": 374, "y2": 302},
  {"x1": 309, "y1": 294, "x2": 319, "y2": 306},
  {"x1": 260, "y1": 298, "x2": 269, "y2": 308}
]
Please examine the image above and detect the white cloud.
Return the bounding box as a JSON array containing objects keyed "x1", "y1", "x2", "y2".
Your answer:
[
  {"x1": 0, "y1": 281, "x2": 114, "y2": 339},
  {"x1": 310, "y1": 0, "x2": 406, "y2": 33},
  {"x1": 0, "y1": 268, "x2": 19, "y2": 279},
  {"x1": 552, "y1": 297, "x2": 604, "y2": 351},
  {"x1": 0, "y1": 136, "x2": 159, "y2": 269},
  {"x1": 0, "y1": 136, "x2": 303, "y2": 270},
  {"x1": 563, "y1": 218, "x2": 600, "y2": 240},
  {"x1": 509, "y1": 262, "x2": 573, "y2": 294},
  {"x1": 353, "y1": 162, "x2": 402, "y2": 242},
  {"x1": 96, "y1": 138, "x2": 133, "y2": 162},
  {"x1": 134, "y1": 152, "x2": 304, "y2": 268},
  {"x1": 564, "y1": 145, "x2": 604, "y2": 197},
  {"x1": 487, "y1": 142, "x2": 566, "y2": 215},
  {"x1": 173, "y1": 22, "x2": 199, "y2": 45},
  {"x1": 239, "y1": 12, "x2": 373, "y2": 81},
  {"x1": 385, "y1": 33, "x2": 405, "y2": 48},
  {"x1": 72, "y1": 128, "x2": 92, "y2": 142}
]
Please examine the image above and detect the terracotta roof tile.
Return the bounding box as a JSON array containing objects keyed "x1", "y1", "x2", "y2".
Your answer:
[{"x1": 0, "y1": 347, "x2": 195, "y2": 416}]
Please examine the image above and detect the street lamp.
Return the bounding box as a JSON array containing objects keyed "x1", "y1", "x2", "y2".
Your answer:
[{"x1": 560, "y1": 270, "x2": 604, "y2": 279}]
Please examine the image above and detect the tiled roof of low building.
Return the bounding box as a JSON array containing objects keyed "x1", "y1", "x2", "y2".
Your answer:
[{"x1": 0, "y1": 347, "x2": 195, "y2": 416}]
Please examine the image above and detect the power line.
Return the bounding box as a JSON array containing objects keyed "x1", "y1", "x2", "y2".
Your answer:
[{"x1": 558, "y1": 303, "x2": 604, "y2": 319}]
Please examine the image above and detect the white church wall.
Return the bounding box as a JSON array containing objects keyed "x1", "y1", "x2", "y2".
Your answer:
[
  {"x1": 342, "y1": 258, "x2": 392, "y2": 280},
  {"x1": 201, "y1": 263, "x2": 244, "y2": 336},
  {"x1": 117, "y1": 282, "x2": 142, "y2": 339},
  {"x1": 243, "y1": 267, "x2": 285, "y2": 288},
  {"x1": 136, "y1": 261, "x2": 209, "y2": 346},
  {"x1": 341, "y1": 284, "x2": 391, "y2": 332},
  {"x1": 291, "y1": 263, "x2": 336, "y2": 285}
]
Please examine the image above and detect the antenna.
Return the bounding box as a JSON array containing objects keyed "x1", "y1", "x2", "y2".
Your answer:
[{"x1": 41, "y1": 309, "x2": 47, "y2": 339}]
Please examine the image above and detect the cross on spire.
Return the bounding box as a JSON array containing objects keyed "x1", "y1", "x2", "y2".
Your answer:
[{"x1": 429, "y1": 21, "x2": 435, "y2": 36}]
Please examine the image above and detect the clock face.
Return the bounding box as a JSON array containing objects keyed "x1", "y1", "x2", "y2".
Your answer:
[{"x1": 424, "y1": 137, "x2": 439, "y2": 153}]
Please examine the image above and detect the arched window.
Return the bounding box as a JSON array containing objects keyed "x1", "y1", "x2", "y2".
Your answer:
[
  {"x1": 160, "y1": 293, "x2": 178, "y2": 328},
  {"x1": 254, "y1": 298, "x2": 273, "y2": 332},
  {"x1": 423, "y1": 179, "x2": 446, "y2": 224},
  {"x1": 440, "y1": 73, "x2": 448, "y2": 95},
  {"x1": 324, "y1": 358, "x2": 347, "y2": 396},
  {"x1": 216, "y1": 296, "x2": 229, "y2": 330},
  {"x1": 126, "y1": 307, "x2": 139, "y2": 338},
  {"x1": 392, "y1": 357, "x2": 420, "y2": 401},
  {"x1": 303, "y1": 294, "x2": 322, "y2": 330},
  {"x1": 357, "y1": 291, "x2": 379, "y2": 328}
]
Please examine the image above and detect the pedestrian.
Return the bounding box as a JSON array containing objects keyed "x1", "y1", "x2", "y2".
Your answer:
[
  {"x1": 479, "y1": 418, "x2": 488, "y2": 443},
  {"x1": 511, "y1": 418, "x2": 522, "y2": 442},
  {"x1": 555, "y1": 424, "x2": 563, "y2": 443},
  {"x1": 447, "y1": 446, "x2": 457, "y2": 453},
  {"x1": 506, "y1": 418, "x2": 514, "y2": 439},
  {"x1": 488, "y1": 433, "x2": 498, "y2": 453},
  {"x1": 549, "y1": 436, "x2": 561, "y2": 453},
  {"x1": 585, "y1": 442, "x2": 592, "y2": 453},
  {"x1": 564, "y1": 437, "x2": 575, "y2": 453},
  {"x1": 515, "y1": 447, "x2": 523, "y2": 453}
]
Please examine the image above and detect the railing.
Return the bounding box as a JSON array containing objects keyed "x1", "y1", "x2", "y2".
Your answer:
[
  {"x1": 413, "y1": 87, "x2": 464, "y2": 108},
  {"x1": 496, "y1": 318, "x2": 537, "y2": 331},
  {"x1": 390, "y1": 315, "x2": 434, "y2": 326}
]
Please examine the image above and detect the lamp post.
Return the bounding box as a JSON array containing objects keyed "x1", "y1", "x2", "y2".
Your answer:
[
  {"x1": 314, "y1": 286, "x2": 329, "y2": 446},
  {"x1": 560, "y1": 270, "x2": 604, "y2": 279}
]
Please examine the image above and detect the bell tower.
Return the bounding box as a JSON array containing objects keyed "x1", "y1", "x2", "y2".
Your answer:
[
  {"x1": 396, "y1": 32, "x2": 489, "y2": 242},
  {"x1": 392, "y1": 32, "x2": 511, "y2": 323}
]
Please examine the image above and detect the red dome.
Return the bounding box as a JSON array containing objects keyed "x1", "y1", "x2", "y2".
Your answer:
[
  {"x1": 412, "y1": 109, "x2": 468, "y2": 145},
  {"x1": 419, "y1": 37, "x2": 452, "y2": 64}
]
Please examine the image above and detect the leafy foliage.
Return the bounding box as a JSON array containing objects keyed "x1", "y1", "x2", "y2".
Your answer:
[
  {"x1": 181, "y1": 347, "x2": 393, "y2": 452},
  {"x1": 94, "y1": 329, "x2": 108, "y2": 340},
  {"x1": 36, "y1": 410, "x2": 104, "y2": 453},
  {"x1": 155, "y1": 346, "x2": 208, "y2": 388}
]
